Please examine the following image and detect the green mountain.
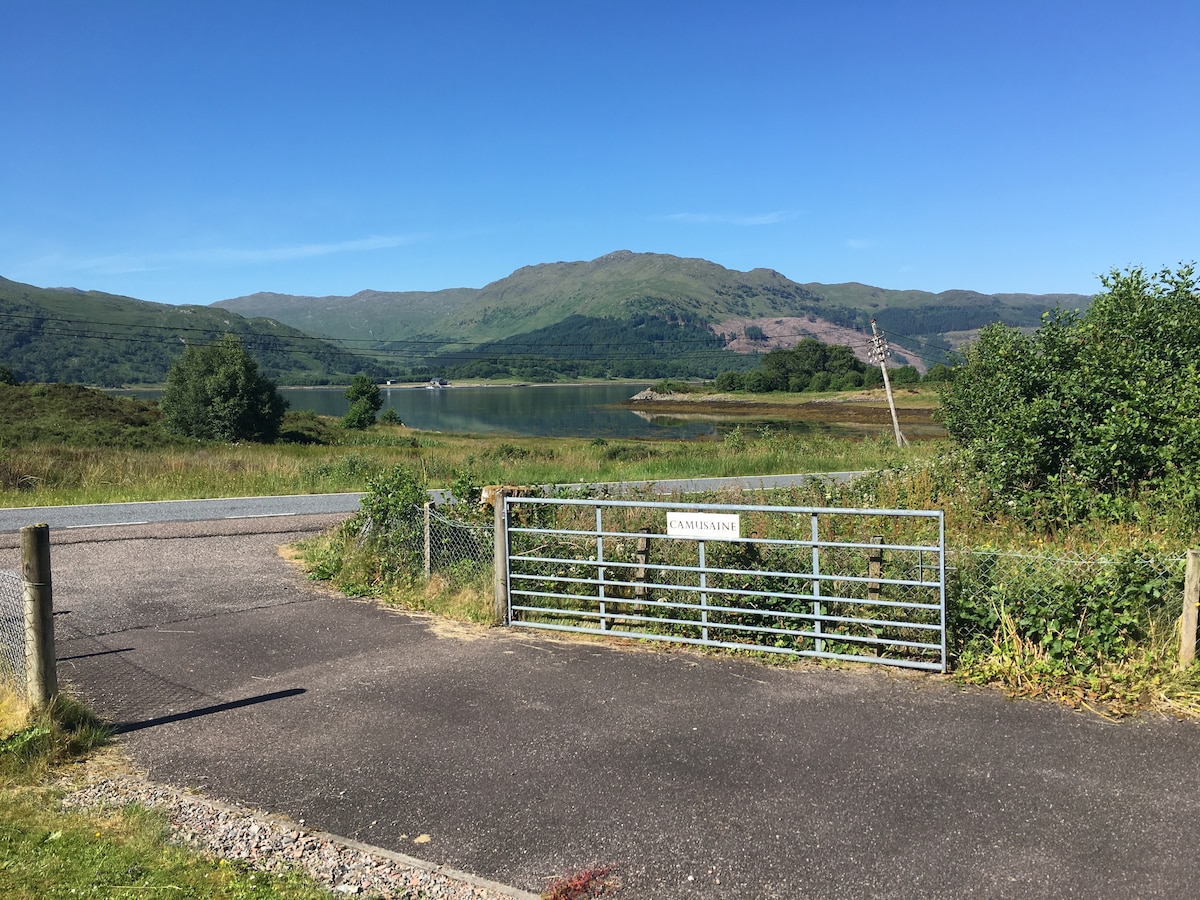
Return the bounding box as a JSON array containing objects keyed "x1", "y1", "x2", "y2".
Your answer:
[
  {"x1": 214, "y1": 251, "x2": 1091, "y2": 372},
  {"x1": 3, "y1": 252, "x2": 1092, "y2": 386},
  {"x1": 0, "y1": 277, "x2": 384, "y2": 386}
]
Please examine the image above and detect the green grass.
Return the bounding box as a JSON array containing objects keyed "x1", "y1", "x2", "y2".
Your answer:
[
  {"x1": 0, "y1": 420, "x2": 927, "y2": 508},
  {"x1": 0, "y1": 690, "x2": 338, "y2": 900}
]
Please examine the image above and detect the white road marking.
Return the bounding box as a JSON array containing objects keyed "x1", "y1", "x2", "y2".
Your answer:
[{"x1": 66, "y1": 521, "x2": 150, "y2": 528}]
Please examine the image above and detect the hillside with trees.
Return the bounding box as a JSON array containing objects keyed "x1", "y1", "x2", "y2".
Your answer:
[
  {"x1": 2, "y1": 252, "x2": 1090, "y2": 385},
  {"x1": 0, "y1": 277, "x2": 384, "y2": 386},
  {"x1": 215, "y1": 251, "x2": 1086, "y2": 375}
]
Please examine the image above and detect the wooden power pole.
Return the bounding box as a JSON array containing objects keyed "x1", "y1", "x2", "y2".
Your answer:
[{"x1": 869, "y1": 319, "x2": 908, "y2": 448}]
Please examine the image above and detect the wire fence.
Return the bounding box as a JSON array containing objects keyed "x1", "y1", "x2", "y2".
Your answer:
[
  {"x1": 946, "y1": 547, "x2": 1186, "y2": 665},
  {"x1": 421, "y1": 505, "x2": 1188, "y2": 667},
  {"x1": 0, "y1": 570, "x2": 24, "y2": 694},
  {"x1": 424, "y1": 506, "x2": 492, "y2": 586}
]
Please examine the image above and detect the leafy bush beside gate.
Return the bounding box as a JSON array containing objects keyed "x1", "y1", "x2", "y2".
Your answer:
[
  {"x1": 298, "y1": 465, "x2": 496, "y2": 620},
  {"x1": 949, "y1": 548, "x2": 1185, "y2": 674}
]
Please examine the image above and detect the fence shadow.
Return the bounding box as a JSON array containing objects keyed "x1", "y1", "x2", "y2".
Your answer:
[{"x1": 111, "y1": 687, "x2": 307, "y2": 735}]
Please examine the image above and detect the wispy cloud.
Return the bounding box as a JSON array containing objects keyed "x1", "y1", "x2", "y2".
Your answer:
[
  {"x1": 27, "y1": 234, "x2": 419, "y2": 276},
  {"x1": 659, "y1": 211, "x2": 796, "y2": 227},
  {"x1": 845, "y1": 238, "x2": 872, "y2": 250}
]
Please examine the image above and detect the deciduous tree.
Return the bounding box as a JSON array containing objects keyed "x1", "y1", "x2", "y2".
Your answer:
[
  {"x1": 160, "y1": 335, "x2": 287, "y2": 442},
  {"x1": 342, "y1": 374, "x2": 383, "y2": 429}
]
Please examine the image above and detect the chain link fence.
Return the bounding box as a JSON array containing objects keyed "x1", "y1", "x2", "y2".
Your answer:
[
  {"x1": 0, "y1": 570, "x2": 24, "y2": 694},
  {"x1": 946, "y1": 548, "x2": 1186, "y2": 664},
  {"x1": 424, "y1": 506, "x2": 493, "y2": 586}
]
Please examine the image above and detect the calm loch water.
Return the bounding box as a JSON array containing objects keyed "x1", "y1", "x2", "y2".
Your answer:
[{"x1": 114, "y1": 382, "x2": 926, "y2": 440}]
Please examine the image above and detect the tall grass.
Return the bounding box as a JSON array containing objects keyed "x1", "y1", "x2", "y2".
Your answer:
[{"x1": 0, "y1": 426, "x2": 925, "y2": 507}]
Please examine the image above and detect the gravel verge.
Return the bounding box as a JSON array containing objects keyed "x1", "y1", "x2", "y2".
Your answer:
[{"x1": 58, "y1": 769, "x2": 538, "y2": 900}]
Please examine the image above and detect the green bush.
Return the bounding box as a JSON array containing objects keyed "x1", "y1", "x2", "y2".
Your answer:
[
  {"x1": 160, "y1": 335, "x2": 287, "y2": 443},
  {"x1": 714, "y1": 370, "x2": 743, "y2": 392},
  {"x1": 939, "y1": 264, "x2": 1200, "y2": 528},
  {"x1": 342, "y1": 374, "x2": 383, "y2": 429},
  {"x1": 949, "y1": 548, "x2": 1184, "y2": 671},
  {"x1": 349, "y1": 465, "x2": 429, "y2": 586}
]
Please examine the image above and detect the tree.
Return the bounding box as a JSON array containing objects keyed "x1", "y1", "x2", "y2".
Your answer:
[
  {"x1": 938, "y1": 264, "x2": 1200, "y2": 522},
  {"x1": 714, "y1": 370, "x2": 743, "y2": 392},
  {"x1": 160, "y1": 334, "x2": 288, "y2": 442},
  {"x1": 0, "y1": 364, "x2": 15, "y2": 385},
  {"x1": 921, "y1": 362, "x2": 956, "y2": 383},
  {"x1": 342, "y1": 374, "x2": 383, "y2": 429}
]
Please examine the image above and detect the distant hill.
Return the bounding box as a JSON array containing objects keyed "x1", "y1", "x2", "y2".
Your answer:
[
  {"x1": 3, "y1": 253, "x2": 1092, "y2": 386},
  {"x1": 800, "y1": 281, "x2": 1091, "y2": 341},
  {"x1": 0, "y1": 277, "x2": 384, "y2": 386},
  {"x1": 215, "y1": 251, "x2": 1091, "y2": 374}
]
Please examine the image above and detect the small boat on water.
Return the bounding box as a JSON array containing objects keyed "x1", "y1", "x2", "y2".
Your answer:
[{"x1": 426, "y1": 377, "x2": 450, "y2": 389}]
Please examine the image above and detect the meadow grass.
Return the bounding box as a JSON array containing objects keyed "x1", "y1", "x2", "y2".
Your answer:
[{"x1": 0, "y1": 424, "x2": 927, "y2": 508}]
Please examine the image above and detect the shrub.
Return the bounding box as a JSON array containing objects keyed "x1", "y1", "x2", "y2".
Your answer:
[
  {"x1": 160, "y1": 335, "x2": 287, "y2": 443},
  {"x1": 714, "y1": 370, "x2": 743, "y2": 392},
  {"x1": 949, "y1": 548, "x2": 1184, "y2": 671},
  {"x1": 342, "y1": 374, "x2": 383, "y2": 429},
  {"x1": 939, "y1": 264, "x2": 1200, "y2": 528},
  {"x1": 349, "y1": 465, "x2": 429, "y2": 586}
]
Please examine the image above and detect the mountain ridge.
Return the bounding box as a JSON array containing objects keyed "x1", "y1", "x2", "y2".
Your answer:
[
  {"x1": 1, "y1": 251, "x2": 1093, "y2": 385},
  {"x1": 214, "y1": 251, "x2": 1090, "y2": 366}
]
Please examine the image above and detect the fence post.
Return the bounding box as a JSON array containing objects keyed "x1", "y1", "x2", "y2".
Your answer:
[
  {"x1": 635, "y1": 531, "x2": 650, "y2": 600},
  {"x1": 22, "y1": 523, "x2": 57, "y2": 706},
  {"x1": 423, "y1": 502, "x2": 433, "y2": 578},
  {"x1": 1180, "y1": 549, "x2": 1200, "y2": 668},
  {"x1": 867, "y1": 536, "x2": 883, "y2": 602},
  {"x1": 492, "y1": 489, "x2": 510, "y2": 626}
]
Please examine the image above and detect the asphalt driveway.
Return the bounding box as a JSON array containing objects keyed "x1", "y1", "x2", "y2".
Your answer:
[{"x1": 16, "y1": 516, "x2": 1200, "y2": 898}]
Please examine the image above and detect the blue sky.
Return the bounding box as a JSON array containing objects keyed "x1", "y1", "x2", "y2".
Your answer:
[{"x1": 3, "y1": 1, "x2": 1197, "y2": 305}]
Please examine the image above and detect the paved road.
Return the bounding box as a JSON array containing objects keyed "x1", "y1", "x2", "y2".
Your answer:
[
  {"x1": 0, "y1": 472, "x2": 860, "y2": 533},
  {"x1": 24, "y1": 516, "x2": 1200, "y2": 898},
  {"x1": 0, "y1": 493, "x2": 364, "y2": 533}
]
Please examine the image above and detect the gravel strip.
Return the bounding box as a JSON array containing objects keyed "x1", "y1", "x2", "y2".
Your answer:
[{"x1": 59, "y1": 773, "x2": 538, "y2": 900}]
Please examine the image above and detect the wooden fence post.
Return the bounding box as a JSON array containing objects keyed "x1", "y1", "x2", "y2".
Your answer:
[
  {"x1": 492, "y1": 489, "x2": 510, "y2": 626},
  {"x1": 634, "y1": 532, "x2": 650, "y2": 600},
  {"x1": 867, "y1": 536, "x2": 884, "y2": 602},
  {"x1": 22, "y1": 523, "x2": 57, "y2": 706},
  {"x1": 1180, "y1": 549, "x2": 1200, "y2": 668}
]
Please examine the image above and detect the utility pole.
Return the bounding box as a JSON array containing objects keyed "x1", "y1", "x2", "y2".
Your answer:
[{"x1": 869, "y1": 319, "x2": 907, "y2": 448}]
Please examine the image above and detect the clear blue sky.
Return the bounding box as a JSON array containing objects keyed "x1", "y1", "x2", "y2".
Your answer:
[{"x1": 3, "y1": 1, "x2": 1197, "y2": 305}]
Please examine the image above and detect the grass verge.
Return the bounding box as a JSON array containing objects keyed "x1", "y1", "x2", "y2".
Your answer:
[{"x1": 0, "y1": 689, "x2": 334, "y2": 900}]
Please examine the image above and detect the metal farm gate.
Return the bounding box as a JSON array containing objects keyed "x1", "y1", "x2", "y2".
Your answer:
[{"x1": 504, "y1": 497, "x2": 946, "y2": 672}]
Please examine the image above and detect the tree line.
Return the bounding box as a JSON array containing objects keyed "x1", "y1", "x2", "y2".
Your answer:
[{"x1": 712, "y1": 338, "x2": 952, "y2": 394}]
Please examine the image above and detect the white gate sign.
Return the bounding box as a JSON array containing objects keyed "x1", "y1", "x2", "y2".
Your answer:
[{"x1": 666, "y1": 512, "x2": 741, "y2": 541}]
